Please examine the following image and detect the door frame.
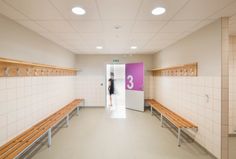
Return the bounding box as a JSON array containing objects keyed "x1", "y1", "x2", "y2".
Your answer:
[{"x1": 105, "y1": 63, "x2": 125, "y2": 108}]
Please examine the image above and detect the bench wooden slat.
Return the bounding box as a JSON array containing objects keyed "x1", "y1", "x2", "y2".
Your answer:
[
  {"x1": 1, "y1": 109, "x2": 68, "y2": 158},
  {"x1": 0, "y1": 99, "x2": 82, "y2": 159},
  {"x1": 0, "y1": 104, "x2": 73, "y2": 155},
  {"x1": 146, "y1": 99, "x2": 197, "y2": 129}
]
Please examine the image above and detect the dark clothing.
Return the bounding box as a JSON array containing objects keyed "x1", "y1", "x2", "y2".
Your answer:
[{"x1": 108, "y1": 78, "x2": 114, "y2": 95}]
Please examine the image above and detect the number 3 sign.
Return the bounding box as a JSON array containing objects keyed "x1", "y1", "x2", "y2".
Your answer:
[{"x1": 125, "y1": 63, "x2": 144, "y2": 91}]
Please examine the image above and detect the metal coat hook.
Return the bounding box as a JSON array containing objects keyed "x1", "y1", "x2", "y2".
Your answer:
[{"x1": 4, "y1": 67, "x2": 9, "y2": 76}]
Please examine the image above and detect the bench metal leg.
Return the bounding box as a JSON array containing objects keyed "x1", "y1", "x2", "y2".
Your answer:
[
  {"x1": 66, "y1": 114, "x2": 69, "y2": 127},
  {"x1": 48, "y1": 128, "x2": 52, "y2": 147},
  {"x1": 151, "y1": 107, "x2": 153, "y2": 115},
  {"x1": 161, "y1": 114, "x2": 163, "y2": 127},
  {"x1": 76, "y1": 106, "x2": 80, "y2": 116},
  {"x1": 178, "y1": 128, "x2": 181, "y2": 147}
]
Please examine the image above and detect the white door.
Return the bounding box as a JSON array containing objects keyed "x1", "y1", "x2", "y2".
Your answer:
[{"x1": 125, "y1": 63, "x2": 144, "y2": 112}]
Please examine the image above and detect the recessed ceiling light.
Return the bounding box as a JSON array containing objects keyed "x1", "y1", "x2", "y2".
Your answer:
[
  {"x1": 96, "y1": 46, "x2": 103, "y2": 49},
  {"x1": 130, "y1": 46, "x2": 137, "y2": 50},
  {"x1": 72, "y1": 7, "x2": 86, "y2": 15},
  {"x1": 152, "y1": 7, "x2": 166, "y2": 15}
]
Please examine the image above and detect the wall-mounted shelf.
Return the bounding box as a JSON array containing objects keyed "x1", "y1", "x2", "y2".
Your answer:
[
  {"x1": 150, "y1": 63, "x2": 198, "y2": 76},
  {"x1": 0, "y1": 57, "x2": 78, "y2": 77}
]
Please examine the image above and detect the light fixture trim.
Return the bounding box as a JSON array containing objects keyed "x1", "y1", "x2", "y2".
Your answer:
[
  {"x1": 152, "y1": 7, "x2": 166, "y2": 15},
  {"x1": 96, "y1": 46, "x2": 103, "y2": 49},
  {"x1": 130, "y1": 46, "x2": 137, "y2": 50},
  {"x1": 72, "y1": 7, "x2": 86, "y2": 15}
]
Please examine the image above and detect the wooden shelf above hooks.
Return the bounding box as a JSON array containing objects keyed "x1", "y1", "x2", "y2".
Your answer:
[
  {"x1": 150, "y1": 63, "x2": 198, "y2": 77},
  {"x1": 0, "y1": 57, "x2": 78, "y2": 77}
]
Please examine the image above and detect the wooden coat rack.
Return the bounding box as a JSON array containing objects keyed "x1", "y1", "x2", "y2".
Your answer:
[
  {"x1": 0, "y1": 57, "x2": 78, "y2": 77},
  {"x1": 151, "y1": 63, "x2": 198, "y2": 77}
]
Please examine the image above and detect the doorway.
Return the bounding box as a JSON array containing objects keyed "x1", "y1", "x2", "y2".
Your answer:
[{"x1": 106, "y1": 64, "x2": 126, "y2": 118}]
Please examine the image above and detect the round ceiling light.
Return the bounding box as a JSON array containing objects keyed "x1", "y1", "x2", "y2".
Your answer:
[
  {"x1": 72, "y1": 7, "x2": 86, "y2": 15},
  {"x1": 152, "y1": 7, "x2": 166, "y2": 15},
  {"x1": 96, "y1": 46, "x2": 103, "y2": 49},
  {"x1": 130, "y1": 46, "x2": 137, "y2": 50}
]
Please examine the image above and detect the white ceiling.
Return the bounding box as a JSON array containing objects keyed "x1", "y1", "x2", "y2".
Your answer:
[{"x1": 1, "y1": 0, "x2": 236, "y2": 54}]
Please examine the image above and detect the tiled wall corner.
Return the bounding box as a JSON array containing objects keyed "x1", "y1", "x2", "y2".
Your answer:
[
  {"x1": 229, "y1": 35, "x2": 236, "y2": 134},
  {"x1": 221, "y1": 17, "x2": 230, "y2": 159}
]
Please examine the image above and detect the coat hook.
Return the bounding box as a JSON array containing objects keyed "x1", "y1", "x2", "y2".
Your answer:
[
  {"x1": 17, "y1": 68, "x2": 20, "y2": 76},
  {"x1": 4, "y1": 67, "x2": 9, "y2": 76}
]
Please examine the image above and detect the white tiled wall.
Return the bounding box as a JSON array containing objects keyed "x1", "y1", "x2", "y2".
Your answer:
[
  {"x1": 75, "y1": 74, "x2": 153, "y2": 107},
  {"x1": 229, "y1": 36, "x2": 236, "y2": 134},
  {"x1": 76, "y1": 75, "x2": 105, "y2": 107},
  {"x1": 0, "y1": 76, "x2": 76, "y2": 146},
  {"x1": 153, "y1": 76, "x2": 221, "y2": 158}
]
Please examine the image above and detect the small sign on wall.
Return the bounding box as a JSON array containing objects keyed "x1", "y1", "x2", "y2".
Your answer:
[{"x1": 112, "y1": 59, "x2": 119, "y2": 63}]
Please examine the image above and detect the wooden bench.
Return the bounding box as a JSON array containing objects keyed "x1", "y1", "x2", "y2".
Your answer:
[
  {"x1": 0, "y1": 99, "x2": 84, "y2": 159},
  {"x1": 145, "y1": 99, "x2": 198, "y2": 146}
]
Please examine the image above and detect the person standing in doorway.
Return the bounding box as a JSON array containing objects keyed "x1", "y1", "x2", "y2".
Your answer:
[{"x1": 108, "y1": 72, "x2": 114, "y2": 107}]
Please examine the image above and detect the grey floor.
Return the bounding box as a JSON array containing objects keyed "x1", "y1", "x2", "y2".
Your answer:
[{"x1": 31, "y1": 108, "x2": 215, "y2": 159}]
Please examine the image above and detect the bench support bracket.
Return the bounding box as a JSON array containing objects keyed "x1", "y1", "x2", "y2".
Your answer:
[
  {"x1": 178, "y1": 128, "x2": 181, "y2": 147},
  {"x1": 66, "y1": 115, "x2": 69, "y2": 127},
  {"x1": 161, "y1": 114, "x2": 163, "y2": 127},
  {"x1": 48, "y1": 128, "x2": 52, "y2": 147},
  {"x1": 77, "y1": 106, "x2": 80, "y2": 116}
]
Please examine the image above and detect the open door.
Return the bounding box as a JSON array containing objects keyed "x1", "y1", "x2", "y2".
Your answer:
[{"x1": 125, "y1": 62, "x2": 144, "y2": 112}]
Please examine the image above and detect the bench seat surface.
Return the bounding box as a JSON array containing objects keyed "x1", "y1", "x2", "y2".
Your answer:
[
  {"x1": 0, "y1": 99, "x2": 81, "y2": 159},
  {"x1": 146, "y1": 99, "x2": 197, "y2": 129}
]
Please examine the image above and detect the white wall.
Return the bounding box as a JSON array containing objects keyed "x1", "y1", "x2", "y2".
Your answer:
[
  {"x1": 0, "y1": 14, "x2": 75, "y2": 68},
  {"x1": 0, "y1": 14, "x2": 76, "y2": 146},
  {"x1": 75, "y1": 54, "x2": 153, "y2": 107},
  {"x1": 229, "y1": 36, "x2": 236, "y2": 134},
  {"x1": 153, "y1": 20, "x2": 222, "y2": 158}
]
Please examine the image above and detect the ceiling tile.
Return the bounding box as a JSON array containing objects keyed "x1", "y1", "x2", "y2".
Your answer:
[
  {"x1": 129, "y1": 32, "x2": 155, "y2": 40},
  {"x1": 103, "y1": 32, "x2": 130, "y2": 40},
  {"x1": 173, "y1": 0, "x2": 234, "y2": 20},
  {"x1": 132, "y1": 21, "x2": 167, "y2": 33},
  {"x1": 1, "y1": 0, "x2": 235, "y2": 55},
  {"x1": 63, "y1": 39, "x2": 88, "y2": 50},
  {"x1": 210, "y1": 1, "x2": 236, "y2": 19},
  {"x1": 154, "y1": 32, "x2": 180, "y2": 40},
  {"x1": 160, "y1": 20, "x2": 199, "y2": 33},
  {"x1": 37, "y1": 20, "x2": 75, "y2": 33},
  {"x1": 190, "y1": 19, "x2": 215, "y2": 32},
  {"x1": 4, "y1": 0, "x2": 63, "y2": 20},
  {"x1": 105, "y1": 38, "x2": 128, "y2": 50},
  {"x1": 16, "y1": 20, "x2": 48, "y2": 33},
  {"x1": 97, "y1": 0, "x2": 142, "y2": 20},
  {"x1": 82, "y1": 39, "x2": 105, "y2": 48},
  {"x1": 70, "y1": 20, "x2": 103, "y2": 32},
  {"x1": 50, "y1": 0, "x2": 100, "y2": 20},
  {"x1": 103, "y1": 20, "x2": 134, "y2": 33},
  {"x1": 129, "y1": 49, "x2": 156, "y2": 54},
  {"x1": 37, "y1": 32, "x2": 63, "y2": 42},
  {"x1": 53, "y1": 33, "x2": 83, "y2": 40},
  {"x1": 79, "y1": 33, "x2": 105, "y2": 39},
  {"x1": 0, "y1": 1, "x2": 28, "y2": 20},
  {"x1": 127, "y1": 39, "x2": 149, "y2": 48},
  {"x1": 144, "y1": 39, "x2": 175, "y2": 50},
  {"x1": 137, "y1": 0, "x2": 188, "y2": 20}
]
